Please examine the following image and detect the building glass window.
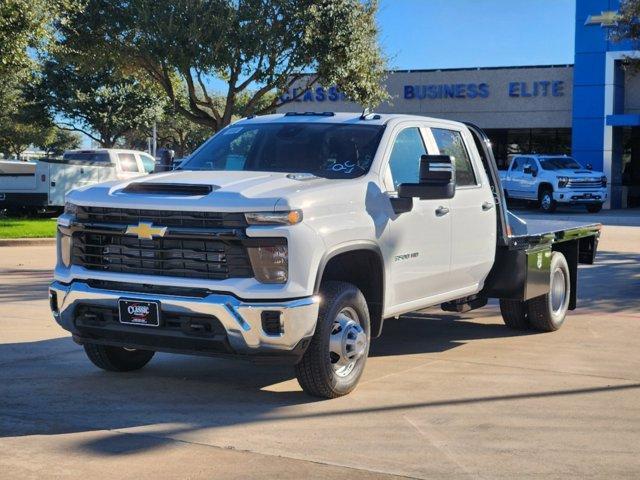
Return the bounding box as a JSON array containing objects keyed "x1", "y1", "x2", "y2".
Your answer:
[{"x1": 486, "y1": 128, "x2": 572, "y2": 169}]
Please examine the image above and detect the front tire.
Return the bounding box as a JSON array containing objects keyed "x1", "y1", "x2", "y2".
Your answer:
[
  {"x1": 539, "y1": 188, "x2": 557, "y2": 212},
  {"x1": 295, "y1": 281, "x2": 370, "y2": 398},
  {"x1": 84, "y1": 344, "x2": 155, "y2": 372},
  {"x1": 527, "y1": 252, "x2": 571, "y2": 332},
  {"x1": 586, "y1": 203, "x2": 603, "y2": 213}
]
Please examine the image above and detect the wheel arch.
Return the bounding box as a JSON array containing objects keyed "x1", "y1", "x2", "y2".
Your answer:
[
  {"x1": 314, "y1": 242, "x2": 385, "y2": 338},
  {"x1": 538, "y1": 182, "x2": 554, "y2": 197}
]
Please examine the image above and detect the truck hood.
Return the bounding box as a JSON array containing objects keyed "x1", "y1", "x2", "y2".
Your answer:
[
  {"x1": 554, "y1": 169, "x2": 604, "y2": 178},
  {"x1": 67, "y1": 170, "x2": 340, "y2": 212}
]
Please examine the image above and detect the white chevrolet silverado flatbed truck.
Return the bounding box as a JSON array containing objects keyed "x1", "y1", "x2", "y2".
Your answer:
[{"x1": 49, "y1": 113, "x2": 601, "y2": 398}]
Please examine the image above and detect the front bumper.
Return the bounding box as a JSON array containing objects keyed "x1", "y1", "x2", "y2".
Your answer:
[
  {"x1": 49, "y1": 281, "x2": 320, "y2": 363},
  {"x1": 554, "y1": 189, "x2": 607, "y2": 204}
]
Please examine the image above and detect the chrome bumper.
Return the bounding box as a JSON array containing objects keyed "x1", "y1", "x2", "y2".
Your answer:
[{"x1": 49, "y1": 281, "x2": 319, "y2": 356}]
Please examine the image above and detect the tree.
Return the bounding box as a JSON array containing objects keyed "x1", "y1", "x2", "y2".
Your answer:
[
  {"x1": 36, "y1": 57, "x2": 165, "y2": 147},
  {"x1": 37, "y1": 129, "x2": 81, "y2": 157},
  {"x1": 0, "y1": 101, "x2": 52, "y2": 159},
  {"x1": 60, "y1": 0, "x2": 388, "y2": 132},
  {"x1": 611, "y1": 0, "x2": 640, "y2": 70},
  {"x1": 0, "y1": 0, "x2": 81, "y2": 107}
]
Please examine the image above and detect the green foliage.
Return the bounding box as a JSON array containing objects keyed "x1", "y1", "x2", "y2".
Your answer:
[
  {"x1": 37, "y1": 129, "x2": 82, "y2": 157},
  {"x1": 61, "y1": 0, "x2": 388, "y2": 132},
  {"x1": 612, "y1": 0, "x2": 640, "y2": 71},
  {"x1": 0, "y1": 0, "x2": 81, "y2": 106},
  {"x1": 36, "y1": 56, "x2": 165, "y2": 147},
  {"x1": 0, "y1": 89, "x2": 53, "y2": 159}
]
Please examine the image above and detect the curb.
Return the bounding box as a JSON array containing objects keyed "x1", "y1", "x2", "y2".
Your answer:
[{"x1": 0, "y1": 238, "x2": 56, "y2": 247}]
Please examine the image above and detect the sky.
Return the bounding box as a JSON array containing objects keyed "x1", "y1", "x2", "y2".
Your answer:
[{"x1": 378, "y1": 0, "x2": 576, "y2": 70}]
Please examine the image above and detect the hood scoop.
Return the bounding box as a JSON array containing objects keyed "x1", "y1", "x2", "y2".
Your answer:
[{"x1": 121, "y1": 183, "x2": 217, "y2": 196}]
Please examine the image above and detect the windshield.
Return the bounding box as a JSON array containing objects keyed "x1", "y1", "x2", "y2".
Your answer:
[
  {"x1": 539, "y1": 157, "x2": 582, "y2": 171},
  {"x1": 180, "y1": 123, "x2": 385, "y2": 179}
]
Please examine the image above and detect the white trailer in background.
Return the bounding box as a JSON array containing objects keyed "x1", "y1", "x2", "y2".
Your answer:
[{"x1": 0, "y1": 149, "x2": 156, "y2": 214}]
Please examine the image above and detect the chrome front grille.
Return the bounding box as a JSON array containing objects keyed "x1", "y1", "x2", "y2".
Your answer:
[{"x1": 567, "y1": 179, "x2": 603, "y2": 190}]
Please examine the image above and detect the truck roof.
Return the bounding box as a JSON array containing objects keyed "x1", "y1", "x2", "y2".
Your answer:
[
  {"x1": 236, "y1": 112, "x2": 465, "y2": 128},
  {"x1": 64, "y1": 148, "x2": 151, "y2": 155}
]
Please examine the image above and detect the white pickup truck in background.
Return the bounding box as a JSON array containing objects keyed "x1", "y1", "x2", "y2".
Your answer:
[
  {"x1": 49, "y1": 113, "x2": 601, "y2": 398},
  {"x1": 0, "y1": 149, "x2": 155, "y2": 215},
  {"x1": 499, "y1": 154, "x2": 608, "y2": 213}
]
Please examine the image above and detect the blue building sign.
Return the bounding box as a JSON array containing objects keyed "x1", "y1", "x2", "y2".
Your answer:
[
  {"x1": 508, "y1": 81, "x2": 564, "y2": 97},
  {"x1": 403, "y1": 83, "x2": 489, "y2": 99}
]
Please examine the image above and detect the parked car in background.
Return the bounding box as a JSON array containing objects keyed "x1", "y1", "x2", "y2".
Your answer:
[
  {"x1": 499, "y1": 154, "x2": 607, "y2": 212},
  {"x1": 0, "y1": 149, "x2": 155, "y2": 215}
]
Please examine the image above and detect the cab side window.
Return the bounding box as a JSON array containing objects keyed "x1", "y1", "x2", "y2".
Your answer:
[
  {"x1": 139, "y1": 154, "x2": 156, "y2": 173},
  {"x1": 432, "y1": 128, "x2": 477, "y2": 187},
  {"x1": 388, "y1": 127, "x2": 427, "y2": 189}
]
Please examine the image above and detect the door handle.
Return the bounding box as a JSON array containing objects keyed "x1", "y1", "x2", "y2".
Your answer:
[
  {"x1": 435, "y1": 206, "x2": 450, "y2": 216},
  {"x1": 482, "y1": 201, "x2": 494, "y2": 211}
]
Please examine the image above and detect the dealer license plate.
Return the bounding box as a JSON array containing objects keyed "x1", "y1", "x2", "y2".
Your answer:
[{"x1": 118, "y1": 299, "x2": 160, "y2": 327}]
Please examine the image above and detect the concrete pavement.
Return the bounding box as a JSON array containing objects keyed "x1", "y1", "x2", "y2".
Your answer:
[{"x1": 0, "y1": 224, "x2": 639, "y2": 479}]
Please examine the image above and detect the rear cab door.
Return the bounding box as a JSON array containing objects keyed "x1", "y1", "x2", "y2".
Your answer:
[{"x1": 426, "y1": 123, "x2": 497, "y2": 292}]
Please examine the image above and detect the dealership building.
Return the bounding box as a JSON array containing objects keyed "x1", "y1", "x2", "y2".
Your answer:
[{"x1": 278, "y1": 0, "x2": 640, "y2": 209}]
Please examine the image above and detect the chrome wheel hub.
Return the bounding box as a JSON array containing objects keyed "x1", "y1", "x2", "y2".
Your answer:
[
  {"x1": 550, "y1": 268, "x2": 567, "y2": 313},
  {"x1": 542, "y1": 194, "x2": 551, "y2": 209},
  {"x1": 329, "y1": 307, "x2": 367, "y2": 377}
]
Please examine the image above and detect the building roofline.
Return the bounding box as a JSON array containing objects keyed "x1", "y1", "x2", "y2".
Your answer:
[{"x1": 388, "y1": 64, "x2": 574, "y2": 74}]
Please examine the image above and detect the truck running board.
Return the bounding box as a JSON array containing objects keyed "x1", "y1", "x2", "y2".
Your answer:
[{"x1": 441, "y1": 296, "x2": 488, "y2": 313}]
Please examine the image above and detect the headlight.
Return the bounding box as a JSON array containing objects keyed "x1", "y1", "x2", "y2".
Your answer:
[
  {"x1": 58, "y1": 228, "x2": 72, "y2": 268},
  {"x1": 248, "y1": 245, "x2": 288, "y2": 283},
  {"x1": 245, "y1": 210, "x2": 302, "y2": 226},
  {"x1": 64, "y1": 202, "x2": 78, "y2": 215},
  {"x1": 601, "y1": 176, "x2": 607, "y2": 187},
  {"x1": 557, "y1": 176, "x2": 569, "y2": 188}
]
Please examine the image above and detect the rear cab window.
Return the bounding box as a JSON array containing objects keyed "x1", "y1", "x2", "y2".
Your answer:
[{"x1": 431, "y1": 128, "x2": 477, "y2": 187}]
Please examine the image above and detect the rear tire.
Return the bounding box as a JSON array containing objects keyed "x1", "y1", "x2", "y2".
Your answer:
[
  {"x1": 499, "y1": 299, "x2": 530, "y2": 330},
  {"x1": 539, "y1": 188, "x2": 557, "y2": 212},
  {"x1": 586, "y1": 203, "x2": 603, "y2": 213},
  {"x1": 84, "y1": 344, "x2": 155, "y2": 372},
  {"x1": 527, "y1": 252, "x2": 570, "y2": 332},
  {"x1": 295, "y1": 281, "x2": 370, "y2": 399}
]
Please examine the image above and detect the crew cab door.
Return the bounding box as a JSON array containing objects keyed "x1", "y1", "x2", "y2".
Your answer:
[
  {"x1": 381, "y1": 125, "x2": 453, "y2": 309},
  {"x1": 429, "y1": 125, "x2": 496, "y2": 291}
]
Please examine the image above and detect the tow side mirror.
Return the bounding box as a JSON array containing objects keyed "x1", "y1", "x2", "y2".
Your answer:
[
  {"x1": 397, "y1": 154, "x2": 456, "y2": 201},
  {"x1": 523, "y1": 165, "x2": 533, "y2": 175}
]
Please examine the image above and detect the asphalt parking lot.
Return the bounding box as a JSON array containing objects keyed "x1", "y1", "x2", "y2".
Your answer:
[{"x1": 1, "y1": 212, "x2": 639, "y2": 479}]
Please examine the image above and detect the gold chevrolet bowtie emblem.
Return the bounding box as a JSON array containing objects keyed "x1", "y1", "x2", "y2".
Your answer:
[
  {"x1": 585, "y1": 11, "x2": 621, "y2": 27},
  {"x1": 125, "y1": 222, "x2": 168, "y2": 240}
]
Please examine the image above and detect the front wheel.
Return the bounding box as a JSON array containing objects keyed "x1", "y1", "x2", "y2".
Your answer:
[
  {"x1": 84, "y1": 344, "x2": 155, "y2": 372},
  {"x1": 539, "y1": 189, "x2": 557, "y2": 212},
  {"x1": 295, "y1": 281, "x2": 370, "y2": 398},
  {"x1": 586, "y1": 203, "x2": 603, "y2": 213}
]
